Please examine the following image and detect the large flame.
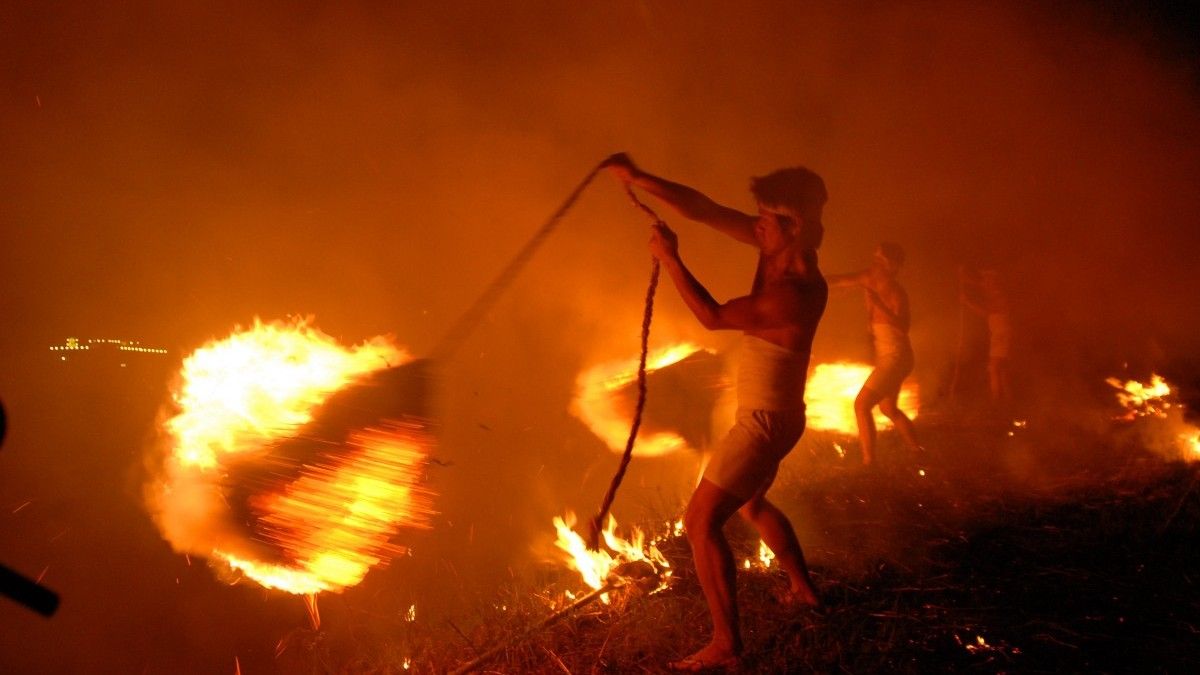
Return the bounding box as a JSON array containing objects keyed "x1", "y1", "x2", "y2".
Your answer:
[
  {"x1": 571, "y1": 343, "x2": 711, "y2": 457},
  {"x1": 1107, "y1": 373, "x2": 1200, "y2": 460},
  {"x1": 552, "y1": 512, "x2": 672, "y2": 597},
  {"x1": 805, "y1": 361, "x2": 920, "y2": 434},
  {"x1": 148, "y1": 318, "x2": 435, "y2": 594},
  {"x1": 1106, "y1": 374, "x2": 1174, "y2": 421}
]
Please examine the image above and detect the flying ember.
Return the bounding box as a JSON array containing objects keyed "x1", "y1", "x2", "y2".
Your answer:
[
  {"x1": 571, "y1": 342, "x2": 718, "y2": 457},
  {"x1": 146, "y1": 318, "x2": 436, "y2": 595},
  {"x1": 805, "y1": 361, "x2": 920, "y2": 435}
]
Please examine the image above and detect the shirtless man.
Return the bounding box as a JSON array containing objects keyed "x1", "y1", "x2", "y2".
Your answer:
[
  {"x1": 961, "y1": 268, "x2": 1012, "y2": 405},
  {"x1": 827, "y1": 243, "x2": 920, "y2": 466},
  {"x1": 604, "y1": 153, "x2": 826, "y2": 671}
]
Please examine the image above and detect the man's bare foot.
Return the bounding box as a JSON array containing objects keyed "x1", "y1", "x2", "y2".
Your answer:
[
  {"x1": 776, "y1": 587, "x2": 825, "y2": 615},
  {"x1": 668, "y1": 643, "x2": 740, "y2": 671}
]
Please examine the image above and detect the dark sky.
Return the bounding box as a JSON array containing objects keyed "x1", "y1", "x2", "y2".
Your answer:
[{"x1": 1, "y1": 1, "x2": 1199, "y2": 670}]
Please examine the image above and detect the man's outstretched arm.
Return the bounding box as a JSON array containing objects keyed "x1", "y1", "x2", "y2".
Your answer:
[
  {"x1": 824, "y1": 270, "x2": 869, "y2": 289},
  {"x1": 604, "y1": 153, "x2": 757, "y2": 245}
]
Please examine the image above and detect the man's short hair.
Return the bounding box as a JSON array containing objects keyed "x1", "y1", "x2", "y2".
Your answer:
[
  {"x1": 878, "y1": 241, "x2": 905, "y2": 267},
  {"x1": 750, "y1": 167, "x2": 827, "y2": 249}
]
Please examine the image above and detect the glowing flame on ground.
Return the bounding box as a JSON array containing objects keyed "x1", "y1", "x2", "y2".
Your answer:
[
  {"x1": 552, "y1": 512, "x2": 671, "y2": 598},
  {"x1": 1107, "y1": 374, "x2": 1173, "y2": 420},
  {"x1": 744, "y1": 539, "x2": 775, "y2": 570},
  {"x1": 1108, "y1": 373, "x2": 1200, "y2": 461},
  {"x1": 1182, "y1": 430, "x2": 1200, "y2": 458},
  {"x1": 148, "y1": 318, "x2": 435, "y2": 595},
  {"x1": 805, "y1": 361, "x2": 919, "y2": 434},
  {"x1": 571, "y1": 343, "x2": 711, "y2": 457}
]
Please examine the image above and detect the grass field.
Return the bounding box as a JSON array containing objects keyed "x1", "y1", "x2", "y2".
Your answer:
[{"x1": 278, "y1": 416, "x2": 1200, "y2": 673}]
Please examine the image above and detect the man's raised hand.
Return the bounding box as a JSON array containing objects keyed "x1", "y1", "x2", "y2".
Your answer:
[{"x1": 649, "y1": 221, "x2": 679, "y2": 261}]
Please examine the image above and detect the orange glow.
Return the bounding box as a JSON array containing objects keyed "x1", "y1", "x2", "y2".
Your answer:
[
  {"x1": 552, "y1": 512, "x2": 671, "y2": 599},
  {"x1": 1181, "y1": 430, "x2": 1200, "y2": 458},
  {"x1": 805, "y1": 361, "x2": 919, "y2": 434},
  {"x1": 1108, "y1": 373, "x2": 1200, "y2": 460},
  {"x1": 1106, "y1": 374, "x2": 1173, "y2": 420},
  {"x1": 571, "y1": 342, "x2": 712, "y2": 457},
  {"x1": 149, "y1": 318, "x2": 435, "y2": 595}
]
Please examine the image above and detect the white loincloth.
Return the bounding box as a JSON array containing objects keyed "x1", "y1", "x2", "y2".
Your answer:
[
  {"x1": 864, "y1": 323, "x2": 914, "y2": 396},
  {"x1": 703, "y1": 336, "x2": 808, "y2": 500}
]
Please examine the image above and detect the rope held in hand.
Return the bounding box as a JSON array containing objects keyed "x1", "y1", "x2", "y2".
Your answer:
[
  {"x1": 420, "y1": 158, "x2": 665, "y2": 552},
  {"x1": 586, "y1": 185, "x2": 664, "y2": 549}
]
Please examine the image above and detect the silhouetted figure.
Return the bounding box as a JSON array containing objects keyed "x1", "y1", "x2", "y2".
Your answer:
[
  {"x1": 827, "y1": 243, "x2": 921, "y2": 466},
  {"x1": 604, "y1": 153, "x2": 825, "y2": 671},
  {"x1": 961, "y1": 268, "x2": 1012, "y2": 406}
]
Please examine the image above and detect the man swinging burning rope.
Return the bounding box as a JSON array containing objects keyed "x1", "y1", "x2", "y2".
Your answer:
[{"x1": 603, "y1": 153, "x2": 826, "y2": 671}]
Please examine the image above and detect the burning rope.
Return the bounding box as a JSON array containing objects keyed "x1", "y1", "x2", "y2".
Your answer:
[{"x1": 586, "y1": 186, "x2": 663, "y2": 550}]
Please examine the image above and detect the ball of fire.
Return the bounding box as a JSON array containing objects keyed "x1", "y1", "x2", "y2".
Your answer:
[{"x1": 145, "y1": 318, "x2": 436, "y2": 595}]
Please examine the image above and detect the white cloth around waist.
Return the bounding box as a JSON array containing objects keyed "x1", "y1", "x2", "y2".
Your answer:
[
  {"x1": 736, "y1": 335, "x2": 808, "y2": 411},
  {"x1": 871, "y1": 322, "x2": 911, "y2": 358}
]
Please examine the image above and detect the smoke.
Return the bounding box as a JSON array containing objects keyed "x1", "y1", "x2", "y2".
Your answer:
[{"x1": 1, "y1": 0, "x2": 1198, "y2": 669}]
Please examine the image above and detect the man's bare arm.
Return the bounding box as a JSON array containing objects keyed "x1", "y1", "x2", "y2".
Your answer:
[
  {"x1": 825, "y1": 270, "x2": 869, "y2": 289},
  {"x1": 650, "y1": 223, "x2": 795, "y2": 330},
  {"x1": 604, "y1": 153, "x2": 757, "y2": 245}
]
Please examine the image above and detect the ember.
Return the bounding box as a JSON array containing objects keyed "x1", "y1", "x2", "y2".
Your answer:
[{"x1": 146, "y1": 318, "x2": 436, "y2": 595}]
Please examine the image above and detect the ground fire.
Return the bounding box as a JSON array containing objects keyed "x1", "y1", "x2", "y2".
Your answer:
[
  {"x1": 1108, "y1": 373, "x2": 1200, "y2": 460},
  {"x1": 145, "y1": 318, "x2": 436, "y2": 595},
  {"x1": 552, "y1": 511, "x2": 673, "y2": 598}
]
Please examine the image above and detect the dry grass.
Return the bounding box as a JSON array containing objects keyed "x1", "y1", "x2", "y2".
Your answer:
[{"x1": 279, "y1": 418, "x2": 1200, "y2": 673}]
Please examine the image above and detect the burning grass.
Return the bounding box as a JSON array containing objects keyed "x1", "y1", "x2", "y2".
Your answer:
[{"x1": 272, "y1": 418, "x2": 1200, "y2": 673}]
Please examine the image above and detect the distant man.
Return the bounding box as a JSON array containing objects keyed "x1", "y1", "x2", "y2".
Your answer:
[
  {"x1": 604, "y1": 153, "x2": 825, "y2": 671},
  {"x1": 827, "y1": 243, "x2": 920, "y2": 466},
  {"x1": 961, "y1": 268, "x2": 1012, "y2": 405}
]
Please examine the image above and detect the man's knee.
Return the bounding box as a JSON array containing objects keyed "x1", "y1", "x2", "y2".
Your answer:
[
  {"x1": 878, "y1": 399, "x2": 900, "y2": 418},
  {"x1": 738, "y1": 496, "x2": 765, "y2": 522},
  {"x1": 684, "y1": 500, "x2": 718, "y2": 538},
  {"x1": 855, "y1": 389, "x2": 878, "y2": 413}
]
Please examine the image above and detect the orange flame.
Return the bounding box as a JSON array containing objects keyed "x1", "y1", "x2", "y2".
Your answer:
[
  {"x1": 571, "y1": 343, "x2": 711, "y2": 457},
  {"x1": 552, "y1": 512, "x2": 671, "y2": 598},
  {"x1": 1108, "y1": 373, "x2": 1200, "y2": 460},
  {"x1": 148, "y1": 318, "x2": 435, "y2": 595},
  {"x1": 1106, "y1": 374, "x2": 1173, "y2": 420},
  {"x1": 805, "y1": 361, "x2": 919, "y2": 434}
]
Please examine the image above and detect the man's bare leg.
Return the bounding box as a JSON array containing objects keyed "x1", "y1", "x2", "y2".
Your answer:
[
  {"x1": 739, "y1": 493, "x2": 821, "y2": 607},
  {"x1": 879, "y1": 395, "x2": 919, "y2": 450},
  {"x1": 675, "y1": 479, "x2": 746, "y2": 669},
  {"x1": 855, "y1": 386, "x2": 884, "y2": 465},
  {"x1": 989, "y1": 357, "x2": 1010, "y2": 405}
]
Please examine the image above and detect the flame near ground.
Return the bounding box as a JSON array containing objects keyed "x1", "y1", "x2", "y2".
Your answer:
[{"x1": 145, "y1": 318, "x2": 436, "y2": 595}]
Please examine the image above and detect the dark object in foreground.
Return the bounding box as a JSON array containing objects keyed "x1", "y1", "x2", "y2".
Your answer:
[
  {"x1": 0, "y1": 563, "x2": 59, "y2": 617},
  {"x1": 0, "y1": 402, "x2": 59, "y2": 618}
]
